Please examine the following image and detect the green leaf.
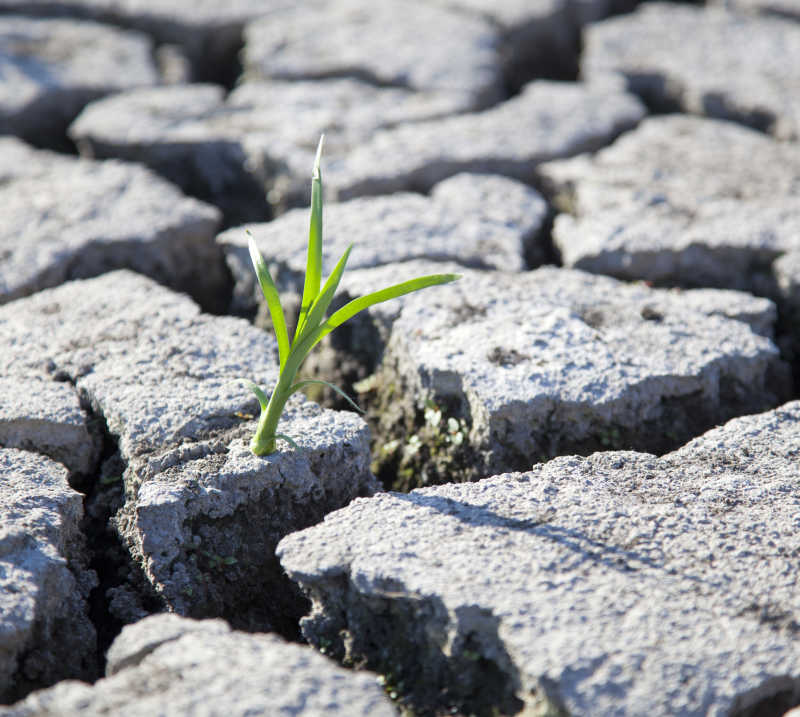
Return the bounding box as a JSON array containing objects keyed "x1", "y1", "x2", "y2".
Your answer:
[
  {"x1": 247, "y1": 233, "x2": 290, "y2": 370},
  {"x1": 245, "y1": 136, "x2": 461, "y2": 458},
  {"x1": 313, "y1": 273, "x2": 460, "y2": 348},
  {"x1": 293, "y1": 244, "x2": 353, "y2": 347},
  {"x1": 243, "y1": 379, "x2": 269, "y2": 411},
  {"x1": 289, "y1": 379, "x2": 364, "y2": 413},
  {"x1": 275, "y1": 433, "x2": 301, "y2": 451},
  {"x1": 295, "y1": 135, "x2": 325, "y2": 343},
  {"x1": 228, "y1": 378, "x2": 270, "y2": 411}
]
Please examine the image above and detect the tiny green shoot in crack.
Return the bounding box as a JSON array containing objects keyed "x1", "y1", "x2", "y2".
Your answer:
[{"x1": 245, "y1": 136, "x2": 460, "y2": 456}]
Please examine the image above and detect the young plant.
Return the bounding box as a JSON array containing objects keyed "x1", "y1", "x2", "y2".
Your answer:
[{"x1": 245, "y1": 136, "x2": 459, "y2": 456}]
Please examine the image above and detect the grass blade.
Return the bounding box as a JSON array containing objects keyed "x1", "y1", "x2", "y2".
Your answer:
[
  {"x1": 229, "y1": 378, "x2": 270, "y2": 410},
  {"x1": 275, "y1": 433, "x2": 301, "y2": 451},
  {"x1": 295, "y1": 135, "x2": 325, "y2": 343},
  {"x1": 313, "y1": 273, "x2": 460, "y2": 348},
  {"x1": 289, "y1": 379, "x2": 364, "y2": 413},
  {"x1": 293, "y1": 244, "x2": 353, "y2": 347},
  {"x1": 248, "y1": 233, "x2": 290, "y2": 370},
  {"x1": 244, "y1": 380, "x2": 270, "y2": 410}
]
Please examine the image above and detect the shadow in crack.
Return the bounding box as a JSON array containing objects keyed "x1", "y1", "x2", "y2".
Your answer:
[
  {"x1": 729, "y1": 675, "x2": 800, "y2": 717},
  {"x1": 303, "y1": 576, "x2": 525, "y2": 717}
]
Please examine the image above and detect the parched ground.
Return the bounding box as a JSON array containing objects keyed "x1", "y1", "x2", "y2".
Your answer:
[{"x1": 0, "y1": 1, "x2": 799, "y2": 715}]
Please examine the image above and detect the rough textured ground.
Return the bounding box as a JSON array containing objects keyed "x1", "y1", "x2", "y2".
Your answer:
[
  {"x1": 0, "y1": 271, "x2": 376, "y2": 638},
  {"x1": 0, "y1": 137, "x2": 225, "y2": 311},
  {"x1": 324, "y1": 80, "x2": 646, "y2": 199},
  {"x1": 332, "y1": 262, "x2": 790, "y2": 486},
  {"x1": 220, "y1": 173, "x2": 550, "y2": 315},
  {"x1": 68, "y1": 78, "x2": 481, "y2": 222},
  {"x1": 538, "y1": 115, "x2": 800, "y2": 290},
  {"x1": 279, "y1": 401, "x2": 800, "y2": 716},
  {"x1": 0, "y1": 449, "x2": 97, "y2": 703},
  {"x1": 242, "y1": 0, "x2": 504, "y2": 110},
  {"x1": 538, "y1": 114, "x2": 800, "y2": 365},
  {"x1": 0, "y1": 614, "x2": 396, "y2": 717},
  {"x1": 582, "y1": 2, "x2": 800, "y2": 139},
  {"x1": 0, "y1": 0, "x2": 799, "y2": 715},
  {"x1": 0, "y1": 14, "x2": 157, "y2": 147}
]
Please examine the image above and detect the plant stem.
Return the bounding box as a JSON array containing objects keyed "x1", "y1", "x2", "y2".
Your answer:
[{"x1": 250, "y1": 367, "x2": 297, "y2": 455}]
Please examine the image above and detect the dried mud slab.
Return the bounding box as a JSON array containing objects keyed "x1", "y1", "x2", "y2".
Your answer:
[
  {"x1": 582, "y1": 2, "x2": 800, "y2": 139},
  {"x1": 0, "y1": 614, "x2": 396, "y2": 717},
  {"x1": 0, "y1": 15, "x2": 157, "y2": 146},
  {"x1": 538, "y1": 115, "x2": 800, "y2": 358},
  {"x1": 539, "y1": 115, "x2": 800, "y2": 292},
  {"x1": 0, "y1": 271, "x2": 376, "y2": 633},
  {"x1": 0, "y1": 449, "x2": 97, "y2": 703},
  {"x1": 278, "y1": 401, "x2": 800, "y2": 716},
  {"x1": 0, "y1": 378, "x2": 99, "y2": 477},
  {"x1": 242, "y1": 0, "x2": 504, "y2": 110},
  {"x1": 711, "y1": 0, "x2": 800, "y2": 19},
  {"x1": 323, "y1": 80, "x2": 646, "y2": 199},
  {"x1": 219, "y1": 172, "x2": 550, "y2": 316},
  {"x1": 69, "y1": 78, "x2": 480, "y2": 221},
  {"x1": 0, "y1": 0, "x2": 276, "y2": 84},
  {"x1": 431, "y1": 0, "x2": 634, "y2": 85},
  {"x1": 336, "y1": 263, "x2": 790, "y2": 487},
  {"x1": 0, "y1": 137, "x2": 225, "y2": 311}
]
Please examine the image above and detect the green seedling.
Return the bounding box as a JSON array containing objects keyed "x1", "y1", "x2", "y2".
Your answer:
[{"x1": 245, "y1": 136, "x2": 460, "y2": 455}]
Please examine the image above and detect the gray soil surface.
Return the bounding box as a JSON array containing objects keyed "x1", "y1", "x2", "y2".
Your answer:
[{"x1": 0, "y1": 1, "x2": 798, "y2": 715}]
